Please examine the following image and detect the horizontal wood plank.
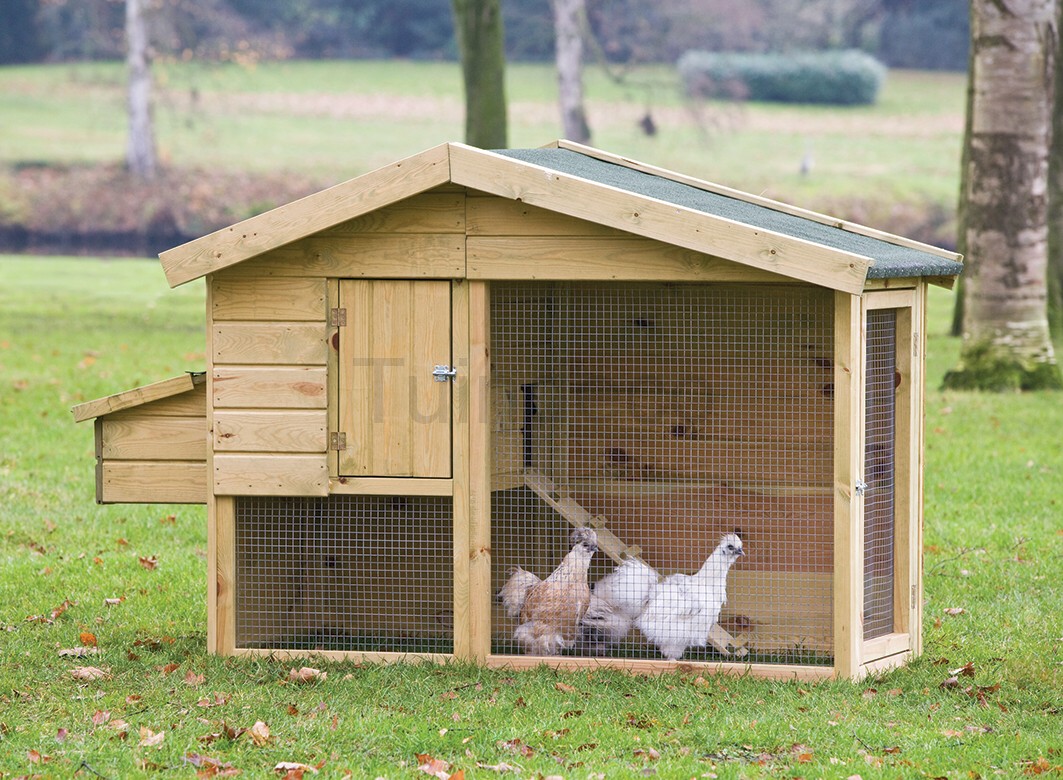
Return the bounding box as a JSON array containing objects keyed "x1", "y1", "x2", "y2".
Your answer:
[
  {"x1": 232, "y1": 234, "x2": 465, "y2": 280},
  {"x1": 319, "y1": 193, "x2": 465, "y2": 235},
  {"x1": 73, "y1": 373, "x2": 205, "y2": 422},
  {"x1": 467, "y1": 196, "x2": 623, "y2": 237},
  {"x1": 452, "y1": 144, "x2": 870, "y2": 293},
  {"x1": 212, "y1": 322, "x2": 328, "y2": 365},
  {"x1": 468, "y1": 236, "x2": 791, "y2": 283},
  {"x1": 213, "y1": 367, "x2": 327, "y2": 409},
  {"x1": 212, "y1": 276, "x2": 326, "y2": 321},
  {"x1": 214, "y1": 410, "x2": 328, "y2": 452},
  {"x1": 101, "y1": 416, "x2": 206, "y2": 460},
  {"x1": 213, "y1": 454, "x2": 328, "y2": 496},
  {"x1": 100, "y1": 461, "x2": 207, "y2": 504},
  {"x1": 484, "y1": 655, "x2": 835, "y2": 680},
  {"x1": 330, "y1": 477, "x2": 454, "y2": 496},
  {"x1": 159, "y1": 143, "x2": 452, "y2": 287}
]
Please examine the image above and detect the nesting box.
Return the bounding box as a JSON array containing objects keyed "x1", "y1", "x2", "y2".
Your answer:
[{"x1": 73, "y1": 142, "x2": 962, "y2": 680}]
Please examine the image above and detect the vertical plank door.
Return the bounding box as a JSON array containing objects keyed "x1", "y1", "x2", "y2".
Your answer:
[{"x1": 338, "y1": 280, "x2": 453, "y2": 477}]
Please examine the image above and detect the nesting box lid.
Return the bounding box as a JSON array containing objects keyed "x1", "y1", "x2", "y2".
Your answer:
[{"x1": 158, "y1": 141, "x2": 962, "y2": 293}]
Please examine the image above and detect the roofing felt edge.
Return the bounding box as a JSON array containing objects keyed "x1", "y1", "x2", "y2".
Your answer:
[{"x1": 495, "y1": 147, "x2": 963, "y2": 280}]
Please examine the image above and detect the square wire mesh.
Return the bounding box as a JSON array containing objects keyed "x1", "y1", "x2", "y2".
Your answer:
[
  {"x1": 490, "y1": 282, "x2": 835, "y2": 665},
  {"x1": 863, "y1": 309, "x2": 898, "y2": 640},
  {"x1": 235, "y1": 495, "x2": 454, "y2": 654}
]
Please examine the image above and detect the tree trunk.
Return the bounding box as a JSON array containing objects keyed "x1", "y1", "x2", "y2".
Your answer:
[
  {"x1": 125, "y1": 0, "x2": 157, "y2": 180},
  {"x1": 1048, "y1": 0, "x2": 1063, "y2": 342},
  {"x1": 950, "y1": 0, "x2": 976, "y2": 338},
  {"x1": 943, "y1": 0, "x2": 1063, "y2": 391},
  {"x1": 451, "y1": 0, "x2": 508, "y2": 149},
  {"x1": 552, "y1": 0, "x2": 590, "y2": 144}
]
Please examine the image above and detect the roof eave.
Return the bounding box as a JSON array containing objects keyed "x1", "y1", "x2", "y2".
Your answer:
[
  {"x1": 450, "y1": 143, "x2": 871, "y2": 295},
  {"x1": 158, "y1": 142, "x2": 453, "y2": 288}
]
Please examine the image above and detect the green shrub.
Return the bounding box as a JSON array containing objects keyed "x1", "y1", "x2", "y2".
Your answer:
[{"x1": 678, "y1": 49, "x2": 887, "y2": 106}]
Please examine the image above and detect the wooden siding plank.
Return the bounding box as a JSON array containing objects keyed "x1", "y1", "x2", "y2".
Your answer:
[
  {"x1": 329, "y1": 477, "x2": 454, "y2": 496},
  {"x1": 214, "y1": 497, "x2": 236, "y2": 655},
  {"x1": 73, "y1": 373, "x2": 205, "y2": 422},
  {"x1": 468, "y1": 236, "x2": 792, "y2": 283},
  {"x1": 213, "y1": 454, "x2": 328, "y2": 496},
  {"x1": 212, "y1": 322, "x2": 328, "y2": 366},
  {"x1": 467, "y1": 196, "x2": 624, "y2": 237},
  {"x1": 213, "y1": 410, "x2": 328, "y2": 452},
  {"x1": 159, "y1": 143, "x2": 453, "y2": 287},
  {"x1": 212, "y1": 367, "x2": 327, "y2": 409},
  {"x1": 212, "y1": 276, "x2": 326, "y2": 321},
  {"x1": 451, "y1": 144, "x2": 870, "y2": 293},
  {"x1": 224, "y1": 234, "x2": 465, "y2": 280},
  {"x1": 451, "y1": 279, "x2": 473, "y2": 660},
  {"x1": 100, "y1": 461, "x2": 207, "y2": 504},
  {"x1": 554, "y1": 140, "x2": 963, "y2": 262},
  {"x1": 319, "y1": 193, "x2": 465, "y2": 235},
  {"x1": 101, "y1": 416, "x2": 206, "y2": 461}
]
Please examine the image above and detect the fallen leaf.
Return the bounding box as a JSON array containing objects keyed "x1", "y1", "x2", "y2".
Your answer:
[
  {"x1": 942, "y1": 729, "x2": 964, "y2": 738},
  {"x1": 275, "y1": 761, "x2": 318, "y2": 775},
  {"x1": 91, "y1": 710, "x2": 111, "y2": 726},
  {"x1": 79, "y1": 632, "x2": 98, "y2": 647},
  {"x1": 138, "y1": 727, "x2": 165, "y2": 748},
  {"x1": 476, "y1": 762, "x2": 517, "y2": 773},
  {"x1": 58, "y1": 646, "x2": 97, "y2": 657},
  {"x1": 944, "y1": 608, "x2": 966, "y2": 616},
  {"x1": 884, "y1": 746, "x2": 902, "y2": 754},
  {"x1": 184, "y1": 670, "x2": 206, "y2": 687},
  {"x1": 69, "y1": 666, "x2": 110, "y2": 681},
  {"x1": 417, "y1": 753, "x2": 453, "y2": 779},
  {"x1": 104, "y1": 597, "x2": 125, "y2": 607},
  {"x1": 139, "y1": 555, "x2": 158, "y2": 570},
  {"x1": 28, "y1": 749, "x2": 50, "y2": 763},
  {"x1": 940, "y1": 676, "x2": 960, "y2": 690},
  {"x1": 288, "y1": 667, "x2": 327, "y2": 684},
  {"x1": 497, "y1": 739, "x2": 534, "y2": 758},
  {"x1": 249, "y1": 720, "x2": 271, "y2": 746},
  {"x1": 949, "y1": 662, "x2": 976, "y2": 677},
  {"x1": 56, "y1": 728, "x2": 68, "y2": 742},
  {"x1": 555, "y1": 682, "x2": 577, "y2": 694}
]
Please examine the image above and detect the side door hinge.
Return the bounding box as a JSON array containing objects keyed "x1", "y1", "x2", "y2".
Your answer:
[
  {"x1": 330, "y1": 432, "x2": 346, "y2": 451},
  {"x1": 330, "y1": 307, "x2": 347, "y2": 327}
]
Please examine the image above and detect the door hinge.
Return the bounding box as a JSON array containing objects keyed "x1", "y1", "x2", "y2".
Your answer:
[
  {"x1": 911, "y1": 584, "x2": 917, "y2": 609},
  {"x1": 330, "y1": 432, "x2": 346, "y2": 451},
  {"x1": 330, "y1": 307, "x2": 347, "y2": 327}
]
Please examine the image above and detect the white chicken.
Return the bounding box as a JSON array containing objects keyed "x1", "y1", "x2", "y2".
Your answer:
[
  {"x1": 497, "y1": 527, "x2": 599, "y2": 655},
  {"x1": 580, "y1": 531, "x2": 745, "y2": 660}
]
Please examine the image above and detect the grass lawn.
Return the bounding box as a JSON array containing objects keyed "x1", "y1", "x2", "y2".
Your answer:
[
  {"x1": 0, "y1": 255, "x2": 1059, "y2": 778},
  {"x1": 0, "y1": 60, "x2": 964, "y2": 235}
]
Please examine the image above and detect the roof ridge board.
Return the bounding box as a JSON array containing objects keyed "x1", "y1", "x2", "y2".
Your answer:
[
  {"x1": 555, "y1": 139, "x2": 961, "y2": 264},
  {"x1": 158, "y1": 142, "x2": 454, "y2": 288},
  {"x1": 451, "y1": 143, "x2": 871, "y2": 294}
]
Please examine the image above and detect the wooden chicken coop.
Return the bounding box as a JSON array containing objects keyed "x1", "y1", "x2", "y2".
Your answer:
[{"x1": 72, "y1": 141, "x2": 962, "y2": 680}]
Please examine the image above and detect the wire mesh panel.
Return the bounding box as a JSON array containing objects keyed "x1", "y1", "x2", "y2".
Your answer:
[
  {"x1": 490, "y1": 282, "x2": 835, "y2": 665},
  {"x1": 863, "y1": 309, "x2": 897, "y2": 641},
  {"x1": 235, "y1": 495, "x2": 454, "y2": 654}
]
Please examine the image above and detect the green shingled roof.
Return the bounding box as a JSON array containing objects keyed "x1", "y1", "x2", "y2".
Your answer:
[{"x1": 496, "y1": 148, "x2": 962, "y2": 280}]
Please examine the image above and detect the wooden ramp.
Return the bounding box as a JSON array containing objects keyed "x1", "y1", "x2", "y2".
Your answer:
[{"x1": 523, "y1": 471, "x2": 747, "y2": 658}]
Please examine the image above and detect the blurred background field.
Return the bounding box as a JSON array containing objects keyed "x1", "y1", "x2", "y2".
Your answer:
[{"x1": 0, "y1": 61, "x2": 963, "y2": 253}]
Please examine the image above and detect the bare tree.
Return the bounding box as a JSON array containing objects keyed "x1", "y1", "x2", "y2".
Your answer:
[
  {"x1": 944, "y1": 0, "x2": 1062, "y2": 390},
  {"x1": 553, "y1": 0, "x2": 590, "y2": 143},
  {"x1": 451, "y1": 0, "x2": 508, "y2": 149},
  {"x1": 1049, "y1": 0, "x2": 1063, "y2": 342},
  {"x1": 125, "y1": 0, "x2": 157, "y2": 180}
]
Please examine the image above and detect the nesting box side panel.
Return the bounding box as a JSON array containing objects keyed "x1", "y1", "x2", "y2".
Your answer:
[{"x1": 95, "y1": 384, "x2": 208, "y2": 504}]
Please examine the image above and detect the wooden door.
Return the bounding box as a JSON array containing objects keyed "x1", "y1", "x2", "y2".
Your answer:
[{"x1": 338, "y1": 280, "x2": 452, "y2": 477}]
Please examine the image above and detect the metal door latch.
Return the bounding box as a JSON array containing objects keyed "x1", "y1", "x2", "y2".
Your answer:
[{"x1": 432, "y1": 365, "x2": 458, "y2": 382}]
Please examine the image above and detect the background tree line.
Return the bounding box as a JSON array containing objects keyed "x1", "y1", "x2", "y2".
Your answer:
[{"x1": 2, "y1": 0, "x2": 968, "y2": 70}]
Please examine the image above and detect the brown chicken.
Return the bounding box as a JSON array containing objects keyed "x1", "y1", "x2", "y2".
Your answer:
[{"x1": 498, "y1": 528, "x2": 599, "y2": 656}]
